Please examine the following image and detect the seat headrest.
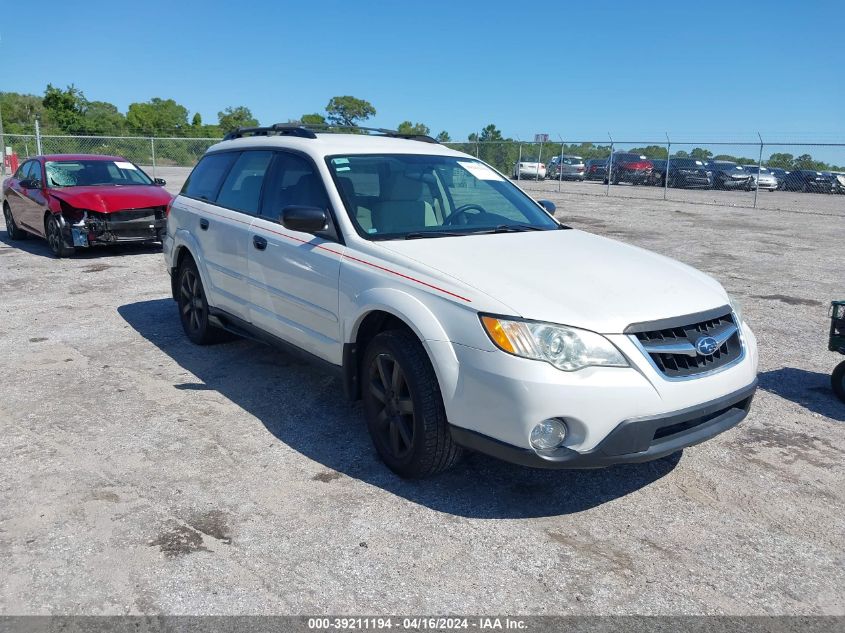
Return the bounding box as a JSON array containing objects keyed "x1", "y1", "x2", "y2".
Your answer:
[{"x1": 384, "y1": 174, "x2": 423, "y2": 201}]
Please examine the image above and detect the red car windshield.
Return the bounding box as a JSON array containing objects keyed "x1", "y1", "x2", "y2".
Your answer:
[{"x1": 45, "y1": 160, "x2": 154, "y2": 187}]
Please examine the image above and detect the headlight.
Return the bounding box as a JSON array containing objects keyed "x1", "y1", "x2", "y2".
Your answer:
[
  {"x1": 728, "y1": 294, "x2": 744, "y2": 324},
  {"x1": 480, "y1": 315, "x2": 629, "y2": 372}
]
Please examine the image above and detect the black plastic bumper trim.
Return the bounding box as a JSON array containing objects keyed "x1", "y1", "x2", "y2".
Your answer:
[{"x1": 449, "y1": 379, "x2": 757, "y2": 469}]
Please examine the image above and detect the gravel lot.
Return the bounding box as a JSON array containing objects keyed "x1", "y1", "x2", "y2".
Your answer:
[{"x1": 1, "y1": 176, "x2": 843, "y2": 615}]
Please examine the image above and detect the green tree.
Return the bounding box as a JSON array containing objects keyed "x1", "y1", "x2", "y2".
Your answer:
[
  {"x1": 301, "y1": 113, "x2": 326, "y2": 126},
  {"x1": 767, "y1": 153, "x2": 794, "y2": 169},
  {"x1": 690, "y1": 147, "x2": 713, "y2": 160},
  {"x1": 397, "y1": 121, "x2": 430, "y2": 136},
  {"x1": 218, "y1": 106, "x2": 258, "y2": 133},
  {"x1": 629, "y1": 145, "x2": 668, "y2": 159},
  {"x1": 0, "y1": 92, "x2": 46, "y2": 133},
  {"x1": 435, "y1": 130, "x2": 451, "y2": 143},
  {"x1": 479, "y1": 124, "x2": 503, "y2": 142},
  {"x1": 80, "y1": 101, "x2": 125, "y2": 134},
  {"x1": 43, "y1": 84, "x2": 87, "y2": 132},
  {"x1": 326, "y1": 96, "x2": 376, "y2": 127},
  {"x1": 793, "y1": 153, "x2": 826, "y2": 170},
  {"x1": 673, "y1": 150, "x2": 689, "y2": 158},
  {"x1": 127, "y1": 98, "x2": 190, "y2": 135},
  {"x1": 191, "y1": 113, "x2": 203, "y2": 127}
]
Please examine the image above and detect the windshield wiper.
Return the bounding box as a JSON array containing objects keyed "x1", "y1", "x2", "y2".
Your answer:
[
  {"x1": 472, "y1": 224, "x2": 545, "y2": 234},
  {"x1": 404, "y1": 231, "x2": 468, "y2": 239}
]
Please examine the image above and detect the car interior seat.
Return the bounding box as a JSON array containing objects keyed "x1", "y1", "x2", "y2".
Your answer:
[
  {"x1": 370, "y1": 173, "x2": 436, "y2": 234},
  {"x1": 337, "y1": 176, "x2": 373, "y2": 232}
]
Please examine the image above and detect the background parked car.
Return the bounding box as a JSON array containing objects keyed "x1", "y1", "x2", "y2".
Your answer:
[
  {"x1": 768, "y1": 167, "x2": 789, "y2": 189},
  {"x1": 512, "y1": 160, "x2": 546, "y2": 180},
  {"x1": 831, "y1": 172, "x2": 845, "y2": 194},
  {"x1": 706, "y1": 161, "x2": 754, "y2": 190},
  {"x1": 742, "y1": 165, "x2": 779, "y2": 191},
  {"x1": 2, "y1": 154, "x2": 172, "y2": 257},
  {"x1": 782, "y1": 169, "x2": 835, "y2": 193},
  {"x1": 607, "y1": 152, "x2": 653, "y2": 185},
  {"x1": 546, "y1": 155, "x2": 585, "y2": 180},
  {"x1": 649, "y1": 157, "x2": 712, "y2": 189},
  {"x1": 584, "y1": 158, "x2": 607, "y2": 181}
]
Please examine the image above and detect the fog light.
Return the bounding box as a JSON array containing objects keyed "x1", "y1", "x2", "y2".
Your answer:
[{"x1": 530, "y1": 418, "x2": 567, "y2": 450}]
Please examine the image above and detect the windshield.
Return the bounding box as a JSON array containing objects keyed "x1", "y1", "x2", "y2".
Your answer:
[
  {"x1": 45, "y1": 159, "x2": 154, "y2": 187},
  {"x1": 327, "y1": 154, "x2": 560, "y2": 240}
]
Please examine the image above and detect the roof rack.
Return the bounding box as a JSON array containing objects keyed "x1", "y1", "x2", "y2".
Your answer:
[
  {"x1": 223, "y1": 123, "x2": 439, "y2": 144},
  {"x1": 223, "y1": 124, "x2": 317, "y2": 141}
]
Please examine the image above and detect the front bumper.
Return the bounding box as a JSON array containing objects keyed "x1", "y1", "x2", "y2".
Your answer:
[
  {"x1": 62, "y1": 209, "x2": 166, "y2": 248},
  {"x1": 450, "y1": 380, "x2": 756, "y2": 468},
  {"x1": 434, "y1": 320, "x2": 758, "y2": 469}
]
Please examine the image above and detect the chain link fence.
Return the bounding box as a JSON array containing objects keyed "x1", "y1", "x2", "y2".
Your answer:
[{"x1": 2, "y1": 133, "x2": 843, "y2": 212}]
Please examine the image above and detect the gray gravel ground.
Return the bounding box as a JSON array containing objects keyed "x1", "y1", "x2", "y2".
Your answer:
[{"x1": 0, "y1": 176, "x2": 843, "y2": 615}]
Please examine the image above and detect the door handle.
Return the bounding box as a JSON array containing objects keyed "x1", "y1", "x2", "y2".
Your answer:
[
  {"x1": 252, "y1": 235, "x2": 267, "y2": 251},
  {"x1": 199, "y1": 218, "x2": 209, "y2": 230}
]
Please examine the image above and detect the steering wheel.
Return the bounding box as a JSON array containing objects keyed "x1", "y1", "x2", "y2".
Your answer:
[{"x1": 444, "y1": 203, "x2": 489, "y2": 226}]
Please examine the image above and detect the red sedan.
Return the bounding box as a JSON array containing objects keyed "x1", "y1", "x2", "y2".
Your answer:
[{"x1": 2, "y1": 154, "x2": 173, "y2": 257}]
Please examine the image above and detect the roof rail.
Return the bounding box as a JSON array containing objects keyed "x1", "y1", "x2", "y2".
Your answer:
[
  {"x1": 297, "y1": 124, "x2": 440, "y2": 144},
  {"x1": 223, "y1": 124, "x2": 317, "y2": 141},
  {"x1": 223, "y1": 123, "x2": 440, "y2": 144}
]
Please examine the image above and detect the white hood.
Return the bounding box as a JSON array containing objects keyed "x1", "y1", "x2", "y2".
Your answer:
[{"x1": 376, "y1": 229, "x2": 730, "y2": 333}]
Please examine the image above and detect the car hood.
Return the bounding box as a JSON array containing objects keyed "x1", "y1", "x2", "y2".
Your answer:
[
  {"x1": 49, "y1": 185, "x2": 173, "y2": 213},
  {"x1": 376, "y1": 229, "x2": 730, "y2": 334}
]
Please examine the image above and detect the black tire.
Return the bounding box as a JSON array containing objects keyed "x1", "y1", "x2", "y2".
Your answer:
[
  {"x1": 362, "y1": 329, "x2": 463, "y2": 478},
  {"x1": 45, "y1": 214, "x2": 74, "y2": 257},
  {"x1": 176, "y1": 258, "x2": 228, "y2": 345},
  {"x1": 832, "y1": 361, "x2": 845, "y2": 404},
  {"x1": 3, "y1": 202, "x2": 28, "y2": 240}
]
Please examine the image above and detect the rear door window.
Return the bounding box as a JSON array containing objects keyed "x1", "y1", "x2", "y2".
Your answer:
[
  {"x1": 215, "y1": 151, "x2": 274, "y2": 215},
  {"x1": 182, "y1": 152, "x2": 238, "y2": 202}
]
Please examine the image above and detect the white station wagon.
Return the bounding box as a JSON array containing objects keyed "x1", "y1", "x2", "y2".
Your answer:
[{"x1": 163, "y1": 125, "x2": 758, "y2": 478}]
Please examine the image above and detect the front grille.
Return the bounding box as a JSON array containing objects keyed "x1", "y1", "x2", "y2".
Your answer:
[{"x1": 630, "y1": 310, "x2": 742, "y2": 378}]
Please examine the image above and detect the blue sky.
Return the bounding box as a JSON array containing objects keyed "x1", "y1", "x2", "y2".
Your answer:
[{"x1": 1, "y1": 0, "x2": 843, "y2": 145}]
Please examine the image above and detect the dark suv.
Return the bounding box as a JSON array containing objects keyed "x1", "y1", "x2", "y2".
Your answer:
[
  {"x1": 607, "y1": 153, "x2": 653, "y2": 185},
  {"x1": 650, "y1": 158, "x2": 712, "y2": 189},
  {"x1": 782, "y1": 170, "x2": 835, "y2": 193},
  {"x1": 584, "y1": 158, "x2": 608, "y2": 181}
]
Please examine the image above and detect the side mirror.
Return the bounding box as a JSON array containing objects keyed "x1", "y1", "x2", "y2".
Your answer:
[
  {"x1": 154, "y1": 178, "x2": 167, "y2": 186},
  {"x1": 280, "y1": 205, "x2": 328, "y2": 233},
  {"x1": 538, "y1": 199, "x2": 556, "y2": 214},
  {"x1": 19, "y1": 178, "x2": 35, "y2": 189}
]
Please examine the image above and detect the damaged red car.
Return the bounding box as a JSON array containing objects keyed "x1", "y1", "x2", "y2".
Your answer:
[{"x1": 2, "y1": 154, "x2": 173, "y2": 257}]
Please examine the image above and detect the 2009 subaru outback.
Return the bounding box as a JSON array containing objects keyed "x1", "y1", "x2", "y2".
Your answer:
[{"x1": 163, "y1": 124, "x2": 758, "y2": 478}]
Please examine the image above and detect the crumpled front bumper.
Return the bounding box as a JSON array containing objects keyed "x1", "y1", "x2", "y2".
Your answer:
[{"x1": 62, "y1": 209, "x2": 167, "y2": 247}]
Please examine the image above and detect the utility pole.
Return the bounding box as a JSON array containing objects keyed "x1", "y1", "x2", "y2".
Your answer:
[{"x1": 35, "y1": 114, "x2": 43, "y2": 155}]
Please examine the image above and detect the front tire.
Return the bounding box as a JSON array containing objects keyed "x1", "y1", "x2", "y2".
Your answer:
[
  {"x1": 177, "y1": 258, "x2": 227, "y2": 345},
  {"x1": 46, "y1": 214, "x2": 74, "y2": 257},
  {"x1": 832, "y1": 361, "x2": 845, "y2": 404},
  {"x1": 362, "y1": 329, "x2": 463, "y2": 478},
  {"x1": 3, "y1": 203, "x2": 28, "y2": 240}
]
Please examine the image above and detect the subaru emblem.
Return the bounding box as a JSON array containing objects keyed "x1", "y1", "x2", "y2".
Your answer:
[{"x1": 695, "y1": 336, "x2": 719, "y2": 356}]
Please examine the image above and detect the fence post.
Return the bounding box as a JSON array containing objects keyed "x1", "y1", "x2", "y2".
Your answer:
[
  {"x1": 150, "y1": 138, "x2": 157, "y2": 178},
  {"x1": 517, "y1": 143, "x2": 522, "y2": 181},
  {"x1": 558, "y1": 136, "x2": 564, "y2": 193},
  {"x1": 537, "y1": 139, "x2": 543, "y2": 180},
  {"x1": 34, "y1": 116, "x2": 43, "y2": 156},
  {"x1": 754, "y1": 132, "x2": 763, "y2": 209},
  {"x1": 663, "y1": 133, "x2": 670, "y2": 201},
  {"x1": 475, "y1": 134, "x2": 479, "y2": 158},
  {"x1": 606, "y1": 134, "x2": 614, "y2": 196}
]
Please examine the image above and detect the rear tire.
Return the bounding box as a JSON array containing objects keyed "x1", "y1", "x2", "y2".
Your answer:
[
  {"x1": 176, "y1": 258, "x2": 228, "y2": 345},
  {"x1": 362, "y1": 329, "x2": 463, "y2": 478},
  {"x1": 45, "y1": 214, "x2": 74, "y2": 257},
  {"x1": 3, "y1": 203, "x2": 27, "y2": 240},
  {"x1": 832, "y1": 361, "x2": 845, "y2": 404}
]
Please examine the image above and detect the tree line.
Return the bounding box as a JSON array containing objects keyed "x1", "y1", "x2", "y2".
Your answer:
[{"x1": 0, "y1": 85, "x2": 840, "y2": 172}]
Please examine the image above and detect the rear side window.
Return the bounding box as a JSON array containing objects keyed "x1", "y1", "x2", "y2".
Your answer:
[
  {"x1": 215, "y1": 151, "x2": 273, "y2": 214},
  {"x1": 182, "y1": 152, "x2": 237, "y2": 202},
  {"x1": 260, "y1": 153, "x2": 330, "y2": 218}
]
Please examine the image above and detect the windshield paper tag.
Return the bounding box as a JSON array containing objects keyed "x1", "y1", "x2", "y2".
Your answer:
[
  {"x1": 458, "y1": 161, "x2": 503, "y2": 181},
  {"x1": 114, "y1": 161, "x2": 137, "y2": 170}
]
